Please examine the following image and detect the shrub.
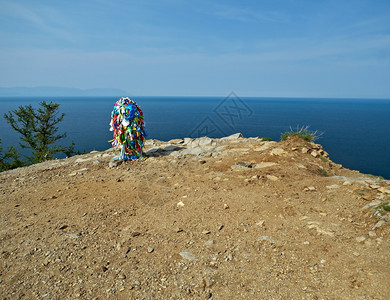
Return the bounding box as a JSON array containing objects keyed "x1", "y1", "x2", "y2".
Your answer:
[
  {"x1": 281, "y1": 125, "x2": 321, "y2": 142},
  {"x1": 318, "y1": 168, "x2": 328, "y2": 177},
  {"x1": 260, "y1": 137, "x2": 273, "y2": 141}
]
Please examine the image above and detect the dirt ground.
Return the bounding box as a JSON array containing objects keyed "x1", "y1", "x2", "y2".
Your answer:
[{"x1": 1, "y1": 135, "x2": 389, "y2": 299}]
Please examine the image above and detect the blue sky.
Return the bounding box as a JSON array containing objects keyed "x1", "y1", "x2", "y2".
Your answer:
[{"x1": 0, "y1": 0, "x2": 389, "y2": 97}]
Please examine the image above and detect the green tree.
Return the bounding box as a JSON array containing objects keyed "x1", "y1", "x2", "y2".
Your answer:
[
  {"x1": 4, "y1": 101, "x2": 75, "y2": 164},
  {"x1": 0, "y1": 138, "x2": 24, "y2": 172}
]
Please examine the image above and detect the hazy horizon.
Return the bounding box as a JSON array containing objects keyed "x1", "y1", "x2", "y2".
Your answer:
[{"x1": 1, "y1": 89, "x2": 390, "y2": 100}]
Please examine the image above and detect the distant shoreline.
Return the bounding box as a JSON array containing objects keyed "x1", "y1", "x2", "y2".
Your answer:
[
  {"x1": 0, "y1": 86, "x2": 128, "y2": 97},
  {"x1": 1, "y1": 87, "x2": 390, "y2": 100},
  {"x1": 1, "y1": 95, "x2": 390, "y2": 102}
]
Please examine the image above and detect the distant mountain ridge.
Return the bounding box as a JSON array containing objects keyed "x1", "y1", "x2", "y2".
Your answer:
[{"x1": 0, "y1": 86, "x2": 128, "y2": 97}]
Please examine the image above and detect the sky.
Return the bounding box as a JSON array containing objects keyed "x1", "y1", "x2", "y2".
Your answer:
[{"x1": 0, "y1": 0, "x2": 390, "y2": 98}]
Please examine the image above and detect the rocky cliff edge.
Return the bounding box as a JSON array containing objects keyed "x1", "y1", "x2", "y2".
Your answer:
[{"x1": 1, "y1": 134, "x2": 389, "y2": 299}]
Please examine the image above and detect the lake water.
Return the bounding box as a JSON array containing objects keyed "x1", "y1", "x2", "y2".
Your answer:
[{"x1": 0, "y1": 95, "x2": 389, "y2": 179}]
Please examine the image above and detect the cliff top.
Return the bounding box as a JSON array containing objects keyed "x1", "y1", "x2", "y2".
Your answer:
[{"x1": 1, "y1": 134, "x2": 389, "y2": 299}]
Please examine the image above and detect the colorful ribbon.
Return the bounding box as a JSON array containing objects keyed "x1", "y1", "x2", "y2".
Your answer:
[{"x1": 109, "y1": 97, "x2": 146, "y2": 160}]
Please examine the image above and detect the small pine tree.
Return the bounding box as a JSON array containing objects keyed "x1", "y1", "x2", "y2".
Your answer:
[{"x1": 4, "y1": 101, "x2": 75, "y2": 164}]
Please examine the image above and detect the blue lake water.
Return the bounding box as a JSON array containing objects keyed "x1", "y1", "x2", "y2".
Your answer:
[{"x1": 0, "y1": 95, "x2": 389, "y2": 179}]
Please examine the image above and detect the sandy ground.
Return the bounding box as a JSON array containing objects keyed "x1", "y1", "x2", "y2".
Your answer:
[{"x1": 1, "y1": 135, "x2": 389, "y2": 299}]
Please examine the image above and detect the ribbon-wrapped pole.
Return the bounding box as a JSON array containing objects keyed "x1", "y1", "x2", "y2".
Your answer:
[{"x1": 109, "y1": 97, "x2": 146, "y2": 161}]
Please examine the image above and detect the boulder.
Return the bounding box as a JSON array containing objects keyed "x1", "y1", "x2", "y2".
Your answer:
[
  {"x1": 270, "y1": 148, "x2": 287, "y2": 156},
  {"x1": 221, "y1": 133, "x2": 243, "y2": 140},
  {"x1": 252, "y1": 162, "x2": 278, "y2": 169}
]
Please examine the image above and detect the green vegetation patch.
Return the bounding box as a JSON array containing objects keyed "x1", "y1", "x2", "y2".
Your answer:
[
  {"x1": 379, "y1": 202, "x2": 390, "y2": 212},
  {"x1": 318, "y1": 168, "x2": 328, "y2": 177},
  {"x1": 281, "y1": 125, "x2": 321, "y2": 142},
  {"x1": 260, "y1": 137, "x2": 273, "y2": 141}
]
